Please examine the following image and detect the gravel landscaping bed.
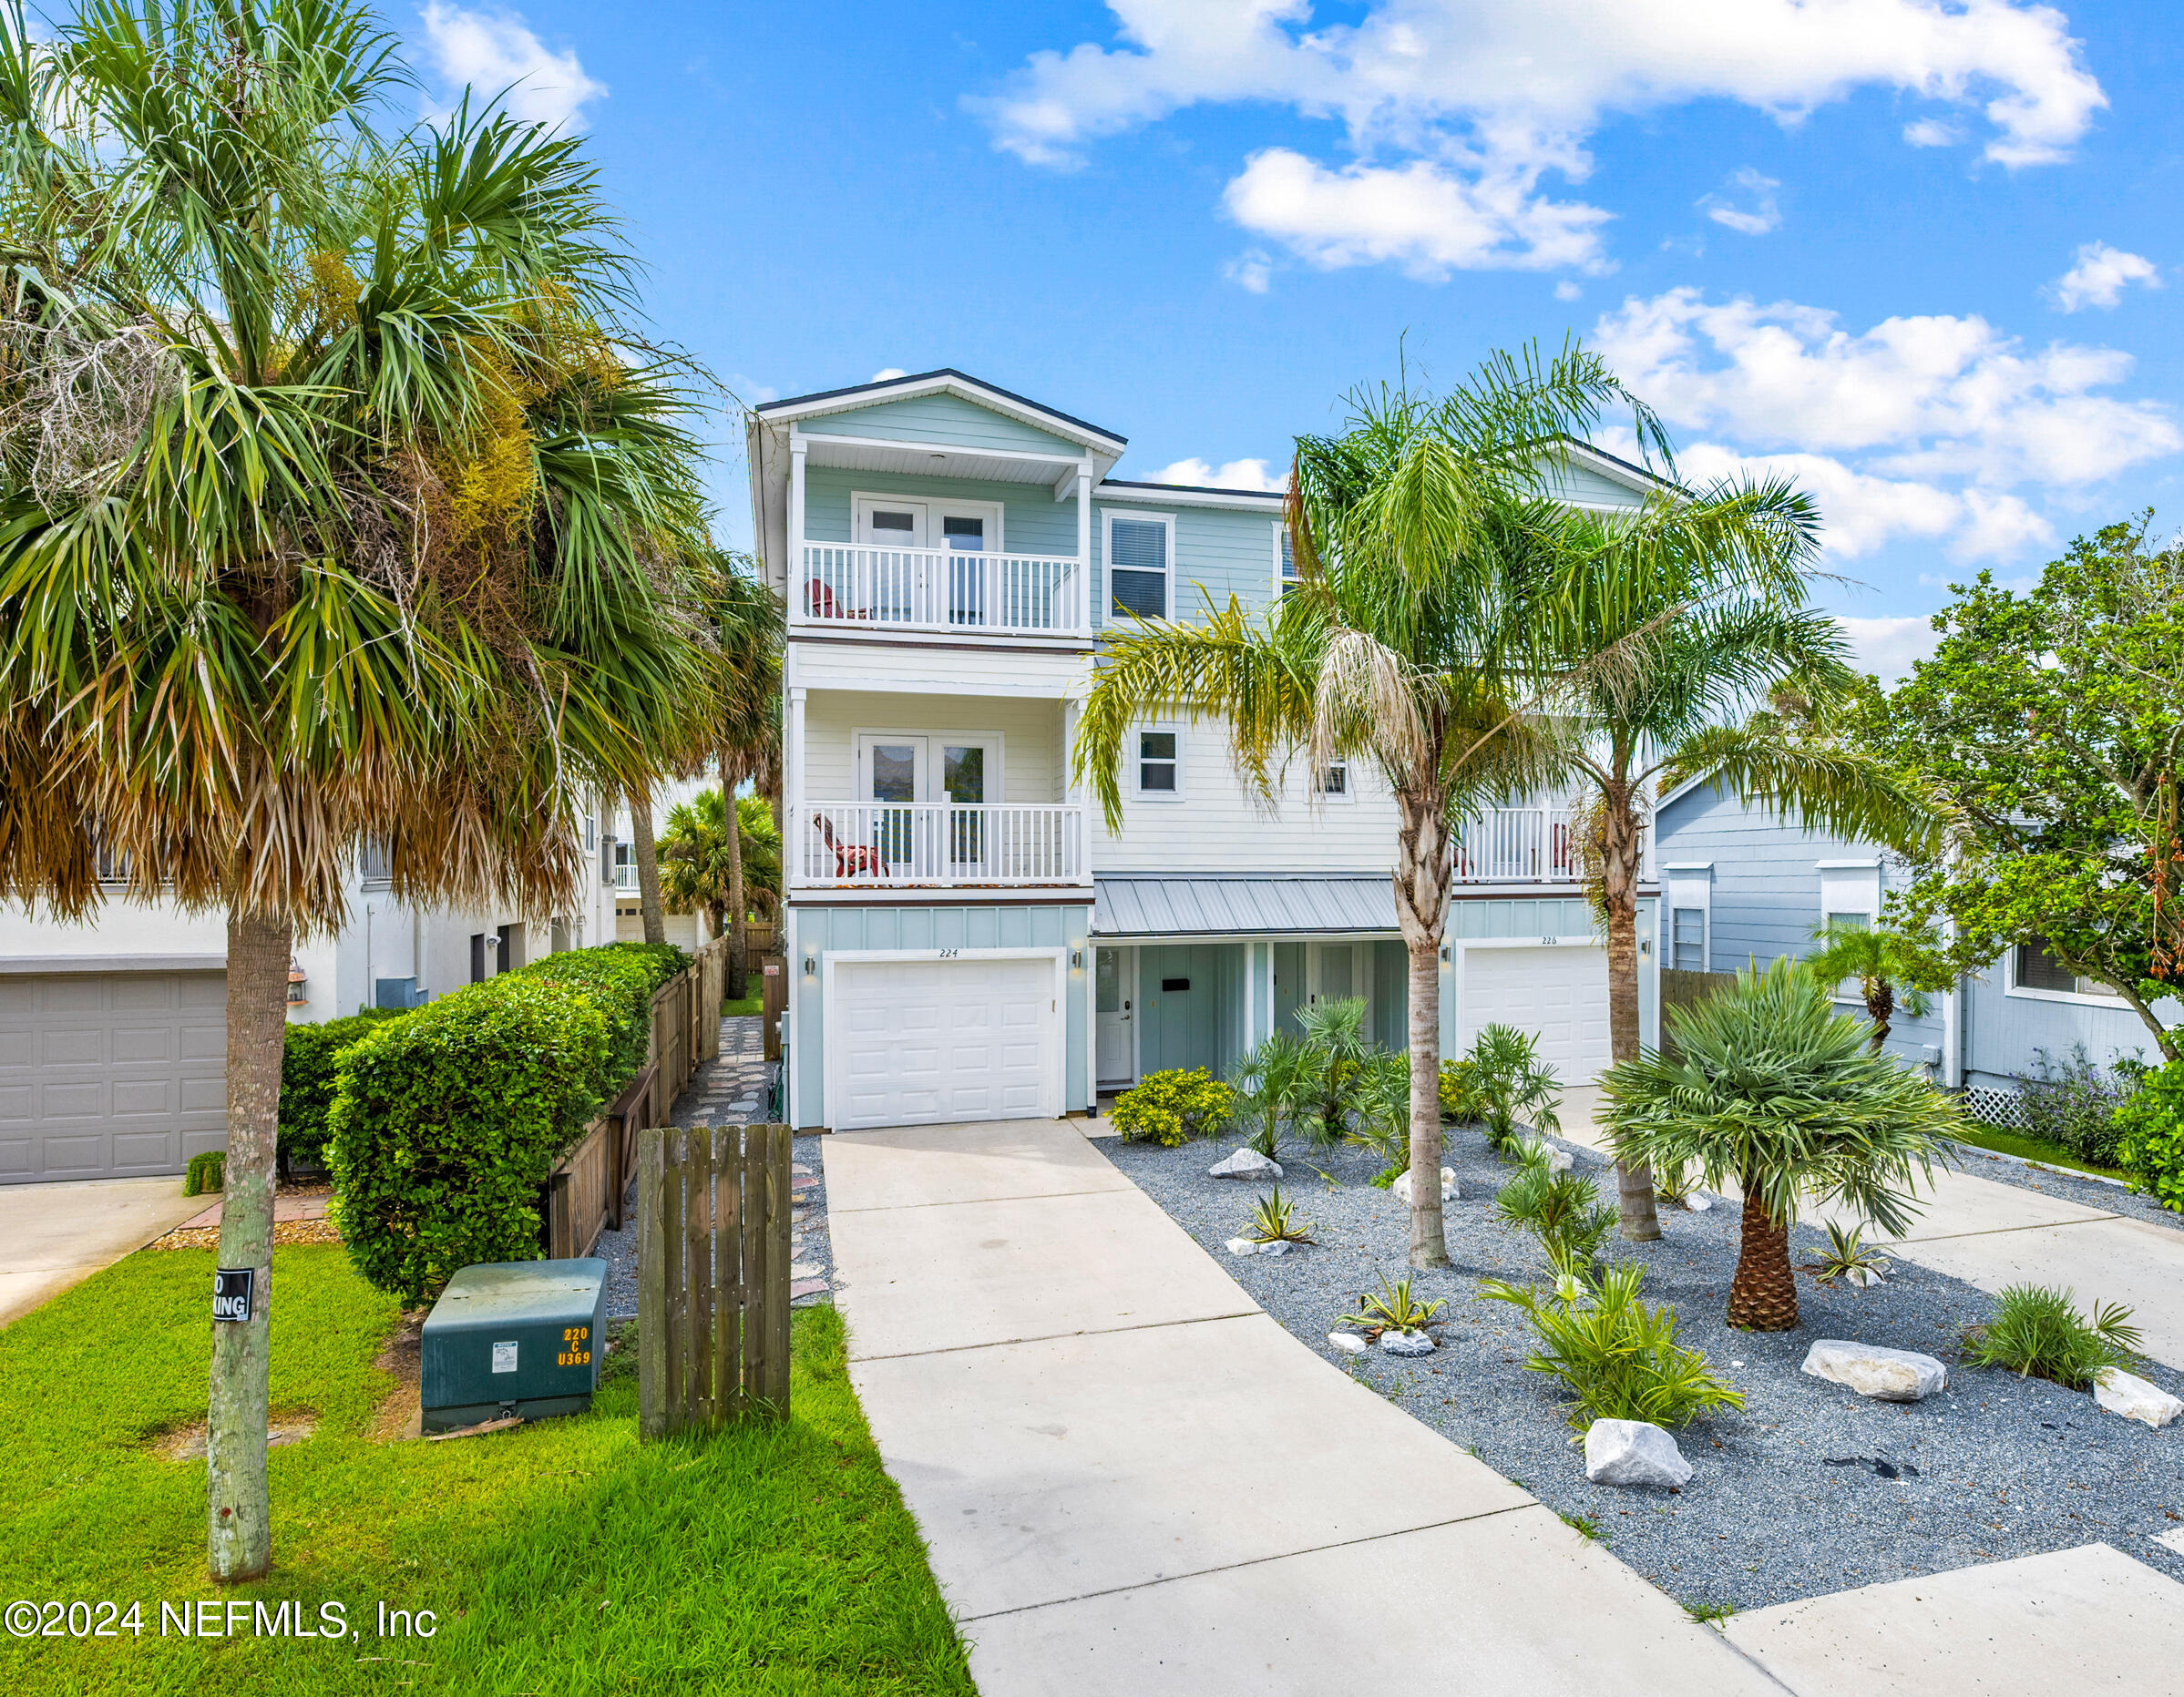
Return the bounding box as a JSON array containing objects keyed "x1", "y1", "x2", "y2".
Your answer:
[{"x1": 1106, "y1": 1128, "x2": 2184, "y2": 1612}]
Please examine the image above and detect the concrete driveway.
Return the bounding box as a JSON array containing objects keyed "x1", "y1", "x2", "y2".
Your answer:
[{"x1": 0, "y1": 1176, "x2": 204, "y2": 1325}]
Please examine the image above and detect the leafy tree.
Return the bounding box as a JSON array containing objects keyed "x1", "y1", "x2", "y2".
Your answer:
[
  {"x1": 1077, "y1": 345, "x2": 1667, "y2": 1269},
  {"x1": 1872, "y1": 517, "x2": 2184, "y2": 1059},
  {"x1": 1600, "y1": 961, "x2": 1962, "y2": 1330},
  {"x1": 0, "y1": 0, "x2": 713, "y2": 1579},
  {"x1": 1546, "y1": 492, "x2": 1936, "y2": 1241},
  {"x1": 1804, "y1": 919, "x2": 1951, "y2": 1051}
]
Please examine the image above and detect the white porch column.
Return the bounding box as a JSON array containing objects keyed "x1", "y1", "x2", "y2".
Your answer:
[
  {"x1": 789, "y1": 429, "x2": 808, "y2": 595},
  {"x1": 1061, "y1": 694, "x2": 1088, "y2": 882},
  {"x1": 1074, "y1": 465, "x2": 1092, "y2": 631},
  {"x1": 786, "y1": 684, "x2": 808, "y2": 882}
]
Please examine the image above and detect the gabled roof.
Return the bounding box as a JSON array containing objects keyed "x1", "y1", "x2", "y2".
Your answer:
[{"x1": 754, "y1": 367, "x2": 1126, "y2": 453}]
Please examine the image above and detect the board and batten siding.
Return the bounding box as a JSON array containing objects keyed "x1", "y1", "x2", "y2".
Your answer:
[
  {"x1": 786, "y1": 903, "x2": 1092, "y2": 1126},
  {"x1": 801, "y1": 691, "x2": 1067, "y2": 803},
  {"x1": 800, "y1": 466, "x2": 1080, "y2": 557},
  {"x1": 1092, "y1": 499, "x2": 1282, "y2": 629},
  {"x1": 798, "y1": 391, "x2": 1082, "y2": 457}
]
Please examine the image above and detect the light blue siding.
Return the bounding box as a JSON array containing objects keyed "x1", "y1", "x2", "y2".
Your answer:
[
  {"x1": 1092, "y1": 501, "x2": 1280, "y2": 628},
  {"x1": 787, "y1": 903, "x2": 1092, "y2": 1127},
  {"x1": 801, "y1": 466, "x2": 1080, "y2": 557},
  {"x1": 800, "y1": 391, "x2": 1081, "y2": 456},
  {"x1": 1533, "y1": 461, "x2": 1653, "y2": 509},
  {"x1": 1960, "y1": 969, "x2": 2169, "y2": 1090}
]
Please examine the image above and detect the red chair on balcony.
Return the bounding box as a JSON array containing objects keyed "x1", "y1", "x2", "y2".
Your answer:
[
  {"x1": 805, "y1": 578, "x2": 875, "y2": 621},
  {"x1": 811, "y1": 813, "x2": 884, "y2": 879}
]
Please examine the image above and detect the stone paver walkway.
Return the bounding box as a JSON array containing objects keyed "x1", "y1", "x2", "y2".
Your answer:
[{"x1": 824, "y1": 1117, "x2": 1789, "y2": 1696}]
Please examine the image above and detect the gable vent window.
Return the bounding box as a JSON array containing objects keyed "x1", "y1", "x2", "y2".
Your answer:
[
  {"x1": 1109, "y1": 516, "x2": 1169, "y2": 618},
  {"x1": 1138, "y1": 731, "x2": 1179, "y2": 795}
]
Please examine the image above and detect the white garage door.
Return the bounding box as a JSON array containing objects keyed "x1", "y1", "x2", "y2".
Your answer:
[
  {"x1": 0, "y1": 972, "x2": 228, "y2": 1182},
  {"x1": 1457, "y1": 946, "x2": 1612, "y2": 1088},
  {"x1": 832, "y1": 956, "x2": 1058, "y2": 1131}
]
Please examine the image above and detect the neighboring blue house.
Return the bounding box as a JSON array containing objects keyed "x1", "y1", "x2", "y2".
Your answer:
[{"x1": 1654, "y1": 779, "x2": 2180, "y2": 1116}]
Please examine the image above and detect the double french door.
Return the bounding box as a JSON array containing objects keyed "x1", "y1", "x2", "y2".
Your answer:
[{"x1": 858, "y1": 734, "x2": 998, "y2": 877}]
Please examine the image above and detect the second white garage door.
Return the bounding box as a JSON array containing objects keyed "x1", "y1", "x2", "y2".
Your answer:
[
  {"x1": 830, "y1": 956, "x2": 1060, "y2": 1131},
  {"x1": 1456, "y1": 945, "x2": 1612, "y2": 1089}
]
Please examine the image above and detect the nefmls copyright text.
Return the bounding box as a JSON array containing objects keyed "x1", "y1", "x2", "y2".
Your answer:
[{"x1": 7, "y1": 1599, "x2": 437, "y2": 1641}]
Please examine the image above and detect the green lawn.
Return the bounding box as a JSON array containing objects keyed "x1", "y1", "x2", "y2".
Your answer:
[
  {"x1": 721, "y1": 994, "x2": 763, "y2": 1018},
  {"x1": 0, "y1": 1248, "x2": 973, "y2": 1697},
  {"x1": 1950, "y1": 1125, "x2": 2123, "y2": 1181}
]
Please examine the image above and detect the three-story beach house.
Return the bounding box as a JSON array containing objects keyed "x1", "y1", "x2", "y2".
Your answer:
[{"x1": 747, "y1": 370, "x2": 1666, "y2": 1132}]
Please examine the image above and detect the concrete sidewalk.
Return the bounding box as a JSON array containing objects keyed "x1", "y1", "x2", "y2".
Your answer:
[
  {"x1": 1561, "y1": 1086, "x2": 2184, "y2": 1371},
  {"x1": 0, "y1": 1175, "x2": 204, "y2": 1325},
  {"x1": 824, "y1": 1118, "x2": 1787, "y2": 1695}
]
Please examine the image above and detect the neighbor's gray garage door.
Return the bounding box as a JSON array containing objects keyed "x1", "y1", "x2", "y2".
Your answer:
[{"x1": 0, "y1": 972, "x2": 227, "y2": 1182}]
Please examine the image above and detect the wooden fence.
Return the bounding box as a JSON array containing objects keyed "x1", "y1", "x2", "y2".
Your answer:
[
  {"x1": 637, "y1": 1122, "x2": 792, "y2": 1435},
  {"x1": 1659, "y1": 967, "x2": 1740, "y2": 1059},
  {"x1": 543, "y1": 936, "x2": 733, "y2": 1260}
]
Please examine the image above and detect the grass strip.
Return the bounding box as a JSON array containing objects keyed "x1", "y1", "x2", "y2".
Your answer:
[
  {"x1": 0, "y1": 1246, "x2": 971, "y2": 1697},
  {"x1": 1949, "y1": 1125, "x2": 2124, "y2": 1181}
]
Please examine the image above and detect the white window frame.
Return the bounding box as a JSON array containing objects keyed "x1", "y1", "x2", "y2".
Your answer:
[
  {"x1": 852, "y1": 491, "x2": 1005, "y2": 554},
  {"x1": 1665, "y1": 864, "x2": 1711, "y2": 975},
  {"x1": 1311, "y1": 758, "x2": 1355, "y2": 802},
  {"x1": 1275, "y1": 521, "x2": 1298, "y2": 598},
  {"x1": 1130, "y1": 722, "x2": 1185, "y2": 802},
  {"x1": 1817, "y1": 859, "x2": 1882, "y2": 1004},
  {"x1": 1104, "y1": 508, "x2": 1174, "y2": 621},
  {"x1": 2005, "y1": 939, "x2": 2128, "y2": 1007},
  {"x1": 851, "y1": 727, "x2": 1007, "y2": 804}
]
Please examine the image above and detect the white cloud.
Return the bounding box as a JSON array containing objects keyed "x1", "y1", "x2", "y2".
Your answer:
[
  {"x1": 2048, "y1": 242, "x2": 2160, "y2": 312},
  {"x1": 1902, "y1": 117, "x2": 1963, "y2": 147},
  {"x1": 1697, "y1": 168, "x2": 1780, "y2": 236},
  {"x1": 1554, "y1": 280, "x2": 1583, "y2": 302},
  {"x1": 975, "y1": 1, "x2": 2103, "y2": 275},
  {"x1": 420, "y1": 5, "x2": 604, "y2": 128},
  {"x1": 1592, "y1": 287, "x2": 2180, "y2": 488},
  {"x1": 869, "y1": 367, "x2": 909, "y2": 382},
  {"x1": 1224, "y1": 147, "x2": 1612, "y2": 277},
  {"x1": 1836, "y1": 614, "x2": 1942, "y2": 684},
  {"x1": 1224, "y1": 249, "x2": 1273, "y2": 292},
  {"x1": 1150, "y1": 455, "x2": 1289, "y2": 492}
]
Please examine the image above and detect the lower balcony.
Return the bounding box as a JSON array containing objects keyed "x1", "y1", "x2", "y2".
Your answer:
[{"x1": 791, "y1": 802, "x2": 1088, "y2": 891}]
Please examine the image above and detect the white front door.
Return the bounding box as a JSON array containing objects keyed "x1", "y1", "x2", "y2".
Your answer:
[
  {"x1": 856, "y1": 497, "x2": 928, "y2": 549},
  {"x1": 1307, "y1": 942, "x2": 1370, "y2": 1029},
  {"x1": 1095, "y1": 946, "x2": 1135, "y2": 1086},
  {"x1": 831, "y1": 956, "x2": 1059, "y2": 1130},
  {"x1": 1456, "y1": 944, "x2": 1612, "y2": 1087}
]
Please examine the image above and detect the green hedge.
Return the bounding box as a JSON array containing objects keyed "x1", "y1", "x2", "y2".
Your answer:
[
  {"x1": 2115, "y1": 1059, "x2": 2184, "y2": 1214},
  {"x1": 280, "y1": 1007, "x2": 406, "y2": 1175},
  {"x1": 327, "y1": 942, "x2": 689, "y2": 1303}
]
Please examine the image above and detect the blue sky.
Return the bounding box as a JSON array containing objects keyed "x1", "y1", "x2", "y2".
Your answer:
[{"x1": 408, "y1": 0, "x2": 2184, "y2": 678}]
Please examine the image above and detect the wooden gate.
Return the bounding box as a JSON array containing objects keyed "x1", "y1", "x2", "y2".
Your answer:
[{"x1": 637, "y1": 1122, "x2": 792, "y2": 1435}]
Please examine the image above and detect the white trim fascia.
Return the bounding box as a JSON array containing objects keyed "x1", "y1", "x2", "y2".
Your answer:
[
  {"x1": 759, "y1": 374, "x2": 1124, "y2": 453},
  {"x1": 1452, "y1": 935, "x2": 1609, "y2": 951},
  {"x1": 1550, "y1": 439, "x2": 1676, "y2": 498},
  {"x1": 1096, "y1": 481, "x2": 1285, "y2": 512},
  {"x1": 1816, "y1": 858, "x2": 1882, "y2": 870},
  {"x1": 817, "y1": 431, "x2": 1088, "y2": 471},
  {"x1": 820, "y1": 946, "x2": 1069, "y2": 1129},
  {"x1": 1653, "y1": 772, "x2": 1715, "y2": 814}
]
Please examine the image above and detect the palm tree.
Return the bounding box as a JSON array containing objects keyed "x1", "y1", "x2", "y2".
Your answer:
[
  {"x1": 626, "y1": 786, "x2": 669, "y2": 945},
  {"x1": 1076, "y1": 345, "x2": 1670, "y2": 1269},
  {"x1": 658, "y1": 785, "x2": 781, "y2": 942},
  {"x1": 707, "y1": 557, "x2": 782, "y2": 997},
  {"x1": 1600, "y1": 961, "x2": 1963, "y2": 1329},
  {"x1": 1546, "y1": 495, "x2": 1939, "y2": 1240},
  {"x1": 0, "y1": 0, "x2": 714, "y2": 1579},
  {"x1": 1805, "y1": 920, "x2": 1948, "y2": 1050}
]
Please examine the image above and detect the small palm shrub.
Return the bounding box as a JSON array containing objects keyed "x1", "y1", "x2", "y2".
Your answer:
[
  {"x1": 2113, "y1": 1058, "x2": 2184, "y2": 1214},
  {"x1": 1601, "y1": 960, "x2": 1962, "y2": 1331},
  {"x1": 1296, "y1": 997, "x2": 1372, "y2": 1145},
  {"x1": 1964, "y1": 1284, "x2": 2143, "y2": 1390},
  {"x1": 1348, "y1": 1051, "x2": 1414, "y2": 1185},
  {"x1": 1496, "y1": 1167, "x2": 1617, "y2": 1269},
  {"x1": 1803, "y1": 1222, "x2": 1890, "y2": 1283},
  {"x1": 1344, "y1": 1273, "x2": 1447, "y2": 1335},
  {"x1": 1480, "y1": 1261, "x2": 1745, "y2": 1431},
  {"x1": 1457, "y1": 1024, "x2": 1562, "y2": 1151},
  {"x1": 1232, "y1": 1029, "x2": 1318, "y2": 1156},
  {"x1": 2016, "y1": 1046, "x2": 2139, "y2": 1168},
  {"x1": 1247, "y1": 1185, "x2": 1317, "y2": 1245},
  {"x1": 1112, "y1": 1068, "x2": 1236, "y2": 1147}
]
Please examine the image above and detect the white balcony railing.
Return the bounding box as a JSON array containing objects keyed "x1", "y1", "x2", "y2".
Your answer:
[
  {"x1": 612, "y1": 863, "x2": 640, "y2": 893},
  {"x1": 796, "y1": 542, "x2": 1087, "y2": 638},
  {"x1": 1454, "y1": 808, "x2": 1579, "y2": 883},
  {"x1": 793, "y1": 802, "x2": 1088, "y2": 887}
]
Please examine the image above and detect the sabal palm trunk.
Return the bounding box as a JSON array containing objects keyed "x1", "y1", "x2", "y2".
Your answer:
[
  {"x1": 1728, "y1": 1183, "x2": 1799, "y2": 1330},
  {"x1": 628, "y1": 787, "x2": 666, "y2": 947},
  {"x1": 1864, "y1": 985, "x2": 1894, "y2": 1053},
  {"x1": 723, "y1": 752, "x2": 747, "y2": 1001},
  {"x1": 1395, "y1": 788, "x2": 1453, "y2": 1269},
  {"x1": 206, "y1": 907, "x2": 290, "y2": 1581},
  {"x1": 1600, "y1": 782, "x2": 1662, "y2": 1241}
]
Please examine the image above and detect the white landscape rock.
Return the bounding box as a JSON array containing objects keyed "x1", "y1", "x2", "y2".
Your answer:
[
  {"x1": 1225, "y1": 1237, "x2": 1259, "y2": 1257},
  {"x1": 1390, "y1": 1167, "x2": 1458, "y2": 1205},
  {"x1": 1802, "y1": 1339, "x2": 1947, "y2": 1402},
  {"x1": 1546, "y1": 1148, "x2": 1574, "y2": 1173},
  {"x1": 1584, "y1": 1419, "x2": 1693, "y2": 1489},
  {"x1": 2095, "y1": 1367, "x2": 2183, "y2": 1429},
  {"x1": 1844, "y1": 1264, "x2": 1887, "y2": 1288},
  {"x1": 1380, "y1": 1329, "x2": 1435, "y2": 1357},
  {"x1": 1208, "y1": 1147, "x2": 1283, "y2": 1181},
  {"x1": 1327, "y1": 1331, "x2": 1369, "y2": 1355},
  {"x1": 1684, "y1": 1192, "x2": 1715, "y2": 1212}
]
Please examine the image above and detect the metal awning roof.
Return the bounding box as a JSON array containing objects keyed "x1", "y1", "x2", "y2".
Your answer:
[{"x1": 1093, "y1": 874, "x2": 1396, "y2": 937}]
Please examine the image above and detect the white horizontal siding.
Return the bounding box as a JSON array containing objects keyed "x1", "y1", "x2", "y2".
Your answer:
[
  {"x1": 803, "y1": 691, "x2": 1067, "y2": 803},
  {"x1": 1094, "y1": 733, "x2": 1399, "y2": 874},
  {"x1": 790, "y1": 639, "x2": 1087, "y2": 698}
]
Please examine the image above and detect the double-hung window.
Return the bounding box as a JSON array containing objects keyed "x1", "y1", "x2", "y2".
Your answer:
[
  {"x1": 1107, "y1": 512, "x2": 1172, "y2": 619},
  {"x1": 1277, "y1": 525, "x2": 1299, "y2": 597},
  {"x1": 1136, "y1": 730, "x2": 1181, "y2": 798},
  {"x1": 2013, "y1": 936, "x2": 2118, "y2": 999}
]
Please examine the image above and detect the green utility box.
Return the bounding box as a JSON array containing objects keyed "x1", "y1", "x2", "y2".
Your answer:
[{"x1": 421, "y1": 1258, "x2": 608, "y2": 1434}]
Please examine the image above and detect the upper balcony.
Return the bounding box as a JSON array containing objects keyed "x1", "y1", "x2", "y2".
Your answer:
[{"x1": 797, "y1": 539, "x2": 1087, "y2": 639}]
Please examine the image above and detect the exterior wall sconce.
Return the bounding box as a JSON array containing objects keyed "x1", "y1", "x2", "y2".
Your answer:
[
  {"x1": 1070, "y1": 949, "x2": 1083, "y2": 968},
  {"x1": 1439, "y1": 944, "x2": 1451, "y2": 964},
  {"x1": 803, "y1": 956, "x2": 816, "y2": 976}
]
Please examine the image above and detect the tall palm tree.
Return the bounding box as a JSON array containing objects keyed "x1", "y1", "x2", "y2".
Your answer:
[
  {"x1": 1806, "y1": 919, "x2": 1947, "y2": 1051},
  {"x1": 658, "y1": 784, "x2": 781, "y2": 943},
  {"x1": 1077, "y1": 345, "x2": 1671, "y2": 1269},
  {"x1": 1601, "y1": 961, "x2": 1962, "y2": 1329},
  {"x1": 626, "y1": 785, "x2": 668, "y2": 945},
  {"x1": 0, "y1": 0, "x2": 714, "y2": 1579},
  {"x1": 707, "y1": 554, "x2": 781, "y2": 997},
  {"x1": 1545, "y1": 495, "x2": 1939, "y2": 1239}
]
